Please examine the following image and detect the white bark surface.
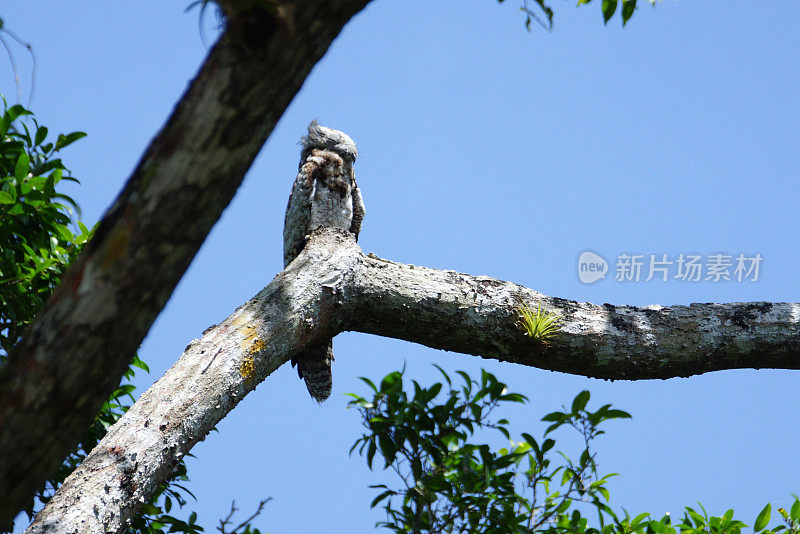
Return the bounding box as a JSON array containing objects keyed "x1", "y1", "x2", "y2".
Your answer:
[
  {"x1": 27, "y1": 229, "x2": 800, "y2": 533},
  {"x1": 26, "y1": 229, "x2": 360, "y2": 534},
  {"x1": 349, "y1": 254, "x2": 800, "y2": 378}
]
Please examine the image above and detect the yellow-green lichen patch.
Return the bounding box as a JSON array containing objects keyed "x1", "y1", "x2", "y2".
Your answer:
[
  {"x1": 238, "y1": 323, "x2": 260, "y2": 350},
  {"x1": 237, "y1": 325, "x2": 267, "y2": 383},
  {"x1": 238, "y1": 354, "x2": 257, "y2": 382},
  {"x1": 248, "y1": 336, "x2": 267, "y2": 354}
]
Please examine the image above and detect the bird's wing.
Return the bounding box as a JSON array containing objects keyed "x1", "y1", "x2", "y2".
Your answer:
[
  {"x1": 350, "y1": 179, "x2": 365, "y2": 241},
  {"x1": 283, "y1": 162, "x2": 316, "y2": 267}
]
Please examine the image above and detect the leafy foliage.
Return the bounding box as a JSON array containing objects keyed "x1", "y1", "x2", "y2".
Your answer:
[
  {"x1": 496, "y1": 0, "x2": 661, "y2": 30},
  {"x1": 348, "y1": 367, "x2": 625, "y2": 532},
  {"x1": 0, "y1": 99, "x2": 265, "y2": 534},
  {"x1": 0, "y1": 98, "x2": 88, "y2": 359},
  {"x1": 349, "y1": 368, "x2": 799, "y2": 533}
]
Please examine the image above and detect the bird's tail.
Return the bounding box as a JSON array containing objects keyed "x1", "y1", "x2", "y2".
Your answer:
[{"x1": 292, "y1": 342, "x2": 334, "y2": 402}]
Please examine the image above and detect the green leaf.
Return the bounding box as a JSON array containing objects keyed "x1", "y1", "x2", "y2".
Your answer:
[
  {"x1": 139, "y1": 503, "x2": 162, "y2": 515},
  {"x1": 5, "y1": 104, "x2": 32, "y2": 124},
  {"x1": 631, "y1": 512, "x2": 650, "y2": 526},
  {"x1": 371, "y1": 490, "x2": 394, "y2": 508},
  {"x1": 15, "y1": 152, "x2": 30, "y2": 182},
  {"x1": 366, "y1": 440, "x2": 377, "y2": 469},
  {"x1": 688, "y1": 509, "x2": 706, "y2": 527},
  {"x1": 131, "y1": 354, "x2": 150, "y2": 372},
  {"x1": 622, "y1": 0, "x2": 636, "y2": 25},
  {"x1": 111, "y1": 384, "x2": 137, "y2": 400},
  {"x1": 790, "y1": 499, "x2": 800, "y2": 521},
  {"x1": 380, "y1": 371, "x2": 402, "y2": 393},
  {"x1": 359, "y1": 376, "x2": 378, "y2": 392},
  {"x1": 0, "y1": 191, "x2": 14, "y2": 204},
  {"x1": 542, "y1": 411, "x2": 567, "y2": 423},
  {"x1": 431, "y1": 363, "x2": 452, "y2": 387},
  {"x1": 571, "y1": 390, "x2": 591, "y2": 414},
  {"x1": 55, "y1": 131, "x2": 87, "y2": 151},
  {"x1": 722, "y1": 509, "x2": 734, "y2": 522},
  {"x1": 602, "y1": 0, "x2": 618, "y2": 23},
  {"x1": 53, "y1": 223, "x2": 74, "y2": 242},
  {"x1": 498, "y1": 393, "x2": 527, "y2": 403},
  {"x1": 754, "y1": 503, "x2": 771, "y2": 532},
  {"x1": 456, "y1": 370, "x2": 473, "y2": 390},
  {"x1": 35, "y1": 125, "x2": 48, "y2": 146},
  {"x1": 521, "y1": 432, "x2": 538, "y2": 447},
  {"x1": 427, "y1": 382, "x2": 443, "y2": 401}
]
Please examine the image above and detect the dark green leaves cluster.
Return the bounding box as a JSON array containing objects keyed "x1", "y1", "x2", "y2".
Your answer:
[
  {"x1": 0, "y1": 99, "x2": 88, "y2": 358},
  {"x1": 348, "y1": 367, "x2": 627, "y2": 533},
  {"x1": 587, "y1": 0, "x2": 640, "y2": 26},
  {"x1": 660, "y1": 500, "x2": 800, "y2": 534},
  {"x1": 576, "y1": 0, "x2": 641, "y2": 26},
  {"x1": 350, "y1": 368, "x2": 798, "y2": 534},
  {"x1": 497, "y1": 0, "x2": 644, "y2": 30},
  {"x1": 0, "y1": 99, "x2": 267, "y2": 534},
  {"x1": 0, "y1": 99, "x2": 192, "y2": 534}
]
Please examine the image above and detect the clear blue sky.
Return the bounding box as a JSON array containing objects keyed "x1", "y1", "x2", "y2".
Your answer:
[{"x1": 3, "y1": 1, "x2": 799, "y2": 531}]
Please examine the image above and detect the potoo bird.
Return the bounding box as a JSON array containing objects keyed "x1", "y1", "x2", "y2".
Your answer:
[{"x1": 283, "y1": 120, "x2": 365, "y2": 401}]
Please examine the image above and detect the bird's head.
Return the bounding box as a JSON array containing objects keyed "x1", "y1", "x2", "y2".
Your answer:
[{"x1": 300, "y1": 120, "x2": 358, "y2": 165}]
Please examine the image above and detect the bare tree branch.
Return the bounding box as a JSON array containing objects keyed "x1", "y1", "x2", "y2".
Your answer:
[
  {"x1": 349, "y1": 254, "x2": 800, "y2": 378},
  {"x1": 217, "y1": 498, "x2": 271, "y2": 534},
  {"x1": 0, "y1": 1, "x2": 371, "y2": 525},
  {"x1": 26, "y1": 229, "x2": 799, "y2": 533}
]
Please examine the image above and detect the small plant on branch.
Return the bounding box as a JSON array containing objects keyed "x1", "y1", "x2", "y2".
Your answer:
[{"x1": 516, "y1": 299, "x2": 563, "y2": 345}]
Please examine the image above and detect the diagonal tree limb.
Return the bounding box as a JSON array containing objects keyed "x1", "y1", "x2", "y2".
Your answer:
[
  {"x1": 26, "y1": 229, "x2": 360, "y2": 534},
  {"x1": 0, "y1": 1, "x2": 371, "y2": 526},
  {"x1": 26, "y1": 229, "x2": 799, "y2": 533}
]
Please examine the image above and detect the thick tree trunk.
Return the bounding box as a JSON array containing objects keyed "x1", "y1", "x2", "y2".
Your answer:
[
  {"x1": 0, "y1": 1, "x2": 371, "y2": 527},
  {"x1": 26, "y1": 229, "x2": 800, "y2": 533}
]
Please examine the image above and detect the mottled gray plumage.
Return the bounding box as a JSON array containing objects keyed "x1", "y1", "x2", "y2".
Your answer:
[{"x1": 283, "y1": 120, "x2": 364, "y2": 401}]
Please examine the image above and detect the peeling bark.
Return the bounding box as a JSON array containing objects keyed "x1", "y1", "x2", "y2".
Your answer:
[
  {"x1": 0, "y1": 1, "x2": 371, "y2": 526},
  {"x1": 26, "y1": 231, "x2": 799, "y2": 533}
]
